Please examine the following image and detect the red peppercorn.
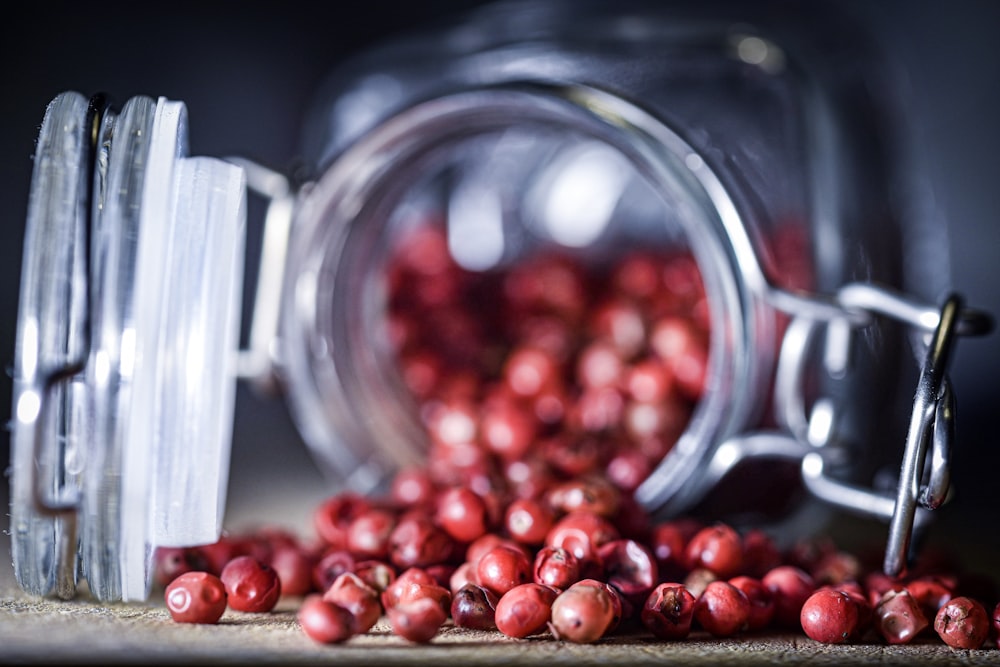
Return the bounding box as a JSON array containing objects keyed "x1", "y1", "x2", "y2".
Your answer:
[
  {"x1": 435, "y1": 486, "x2": 489, "y2": 544},
  {"x1": 549, "y1": 580, "x2": 617, "y2": 644},
  {"x1": 762, "y1": 565, "x2": 817, "y2": 629},
  {"x1": 494, "y1": 582, "x2": 558, "y2": 638},
  {"x1": 465, "y1": 533, "x2": 530, "y2": 566},
  {"x1": 476, "y1": 544, "x2": 532, "y2": 597},
  {"x1": 695, "y1": 580, "x2": 750, "y2": 638},
  {"x1": 605, "y1": 447, "x2": 652, "y2": 494},
  {"x1": 388, "y1": 514, "x2": 454, "y2": 570},
  {"x1": 544, "y1": 476, "x2": 621, "y2": 518},
  {"x1": 810, "y1": 550, "x2": 862, "y2": 587},
  {"x1": 588, "y1": 298, "x2": 646, "y2": 359},
  {"x1": 740, "y1": 529, "x2": 782, "y2": 579},
  {"x1": 545, "y1": 511, "x2": 620, "y2": 571},
  {"x1": 448, "y1": 561, "x2": 479, "y2": 595},
  {"x1": 154, "y1": 547, "x2": 210, "y2": 588},
  {"x1": 874, "y1": 588, "x2": 928, "y2": 645},
  {"x1": 533, "y1": 545, "x2": 582, "y2": 591},
  {"x1": 323, "y1": 572, "x2": 382, "y2": 634},
  {"x1": 648, "y1": 316, "x2": 708, "y2": 400},
  {"x1": 381, "y1": 567, "x2": 440, "y2": 610},
  {"x1": 164, "y1": 571, "x2": 228, "y2": 624},
  {"x1": 311, "y1": 549, "x2": 356, "y2": 593},
  {"x1": 390, "y1": 467, "x2": 437, "y2": 509},
  {"x1": 479, "y1": 394, "x2": 536, "y2": 462},
  {"x1": 353, "y1": 559, "x2": 396, "y2": 594},
  {"x1": 799, "y1": 588, "x2": 865, "y2": 644},
  {"x1": 622, "y1": 357, "x2": 671, "y2": 404},
  {"x1": 388, "y1": 596, "x2": 448, "y2": 643},
  {"x1": 864, "y1": 571, "x2": 905, "y2": 608},
  {"x1": 297, "y1": 594, "x2": 356, "y2": 644},
  {"x1": 650, "y1": 520, "x2": 695, "y2": 582},
  {"x1": 503, "y1": 346, "x2": 559, "y2": 398},
  {"x1": 313, "y1": 493, "x2": 370, "y2": 550},
  {"x1": 729, "y1": 575, "x2": 775, "y2": 632},
  {"x1": 345, "y1": 508, "x2": 396, "y2": 560},
  {"x1": 934, "y1": 596, "x2": 990, "y2": 649},
  {"x1": 219, "y1": 555, "x2": 282, "y2": 613},
  {"x1": 268, "y1": 545, "x2": 316, "y2": 598},
  {"x1": 683, "y1": 567, "x2": 718, "y2": 599},
  {"x1": 450, "y1": 583, "x2": 500, "y2": 631},
  {"x1": 598, "y1": 539, "x2": 658, "y2": 608},
  {"x1": 193, "y1": 537, "x2": 243, "y2": 577},
  {"x1": 505, "y1": 497, "x2": 555, "y2": 546},
  {"x1": 905, "y1": 576, "x2": 954, "y2": 621},
  {"x1": 641, "y1": 583, "x2": 696, "y2": 640},
  {"x1": 685, "y1": 523, "x2": 743, "y2": 579}
]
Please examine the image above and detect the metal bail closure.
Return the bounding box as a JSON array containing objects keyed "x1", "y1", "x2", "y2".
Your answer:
[
  {"x1": 883, "y1": 294, "x2": 965, "y2": 576},
  {"x1": 11, "y1": 91, "x2": 247, "y2": 602}
]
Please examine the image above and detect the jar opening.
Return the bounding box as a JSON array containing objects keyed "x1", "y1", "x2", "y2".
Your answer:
[{"x1": 283, "y1": 84, "x2": 770, "y2": 511}]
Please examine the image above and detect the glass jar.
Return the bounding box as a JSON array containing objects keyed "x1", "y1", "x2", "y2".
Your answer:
[{"x1": 10, "y1": 0, "x2": 991, "y2": 601}]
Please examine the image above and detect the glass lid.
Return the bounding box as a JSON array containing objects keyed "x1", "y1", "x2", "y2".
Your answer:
[{"x1": 10, "y1": 92, "x2": 247, "y2": 601}]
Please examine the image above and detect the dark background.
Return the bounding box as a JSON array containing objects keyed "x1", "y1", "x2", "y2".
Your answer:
[{"x1": 1, "y1": 1, "x2": 997, "y2": 557}]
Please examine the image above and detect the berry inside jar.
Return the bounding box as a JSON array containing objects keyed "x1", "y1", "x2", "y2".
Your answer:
[{"x1": 383, "y1": 220, "x2": 707, "y2": 502}]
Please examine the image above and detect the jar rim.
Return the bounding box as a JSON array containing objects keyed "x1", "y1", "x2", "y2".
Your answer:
[{"x1": 283, "y1": 81, "x2": 774, "y2": 510}]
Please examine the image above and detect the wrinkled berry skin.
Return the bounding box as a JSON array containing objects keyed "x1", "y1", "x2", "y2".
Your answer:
[
  {"x1": 934, "y1": 596, "x2": 989, "y2": 649},
  {"x1": 220, "y1": 555, "x2": 282, "y2": 613},
  {"x1": 874, "y1": 589, "x2": 928, "y2": 645},
  {"x1": 495, "y1": 583, "x2": 558, "y2": 638},
  {"x1": 800, "y1": 588, "x2": 863, "y2": 644},
  {"x1": 323, "y1": 572, "x2": 382, "y2": 634},
  {"x1": 164, "y1": 571, "x2": 227, "y2": 624},
  {"x1": 451, "y1": 583, "x2": 500, "y2": 631},
  {"x1": 641, "y1": 583, "x2": 696, "y2": 640}
]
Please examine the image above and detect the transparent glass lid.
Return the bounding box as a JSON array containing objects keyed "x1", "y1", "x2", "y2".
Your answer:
[{"x1": 10, "y1": 92, "x2": 247, "y2": 601}]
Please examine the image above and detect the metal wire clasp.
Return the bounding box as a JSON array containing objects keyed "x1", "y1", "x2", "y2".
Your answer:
[{"x1": 771, "y1": 284, "x2": 992, "y2": 576}]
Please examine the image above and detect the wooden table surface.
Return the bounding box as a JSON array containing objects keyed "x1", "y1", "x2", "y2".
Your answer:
[
  {"x1": 3, "y1": 578, "x2": 1000, "y2": 666},
  {"x1": 3, "y1": 493, "x2": 999, "y2": 665}
]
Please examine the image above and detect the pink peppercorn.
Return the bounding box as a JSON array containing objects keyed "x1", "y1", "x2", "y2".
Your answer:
[
  {"x1": 729, "y1": 575, "x2": 775, "y2": 632},
  {"x1": 164, "y1": 571, "x2": 228, "y2": 624},
  {"x1": 476, "y1": 544, "x2": 532, "y2": 597},
  {"x1": 495, "y1": 583, "x2": 558, "y2": 638},
  {"x1": 298, "y1": 594, "x2": 355, "y2": 644},
  {"x1": 695, "y1": 580, "x2": 750, "y2": 638},
  {"x1": 800, "y1": 588, "x2": 865, "y2": 644},
  {"x1": 219, "y1": 555, "x2": 282, "y2": 613},
  {"x1": 549, "y1": 580, "x2": 617, "y2": 644},
  {"x1": 762, "y1": 565, "x2": 816, "y2": 629},
  {"x1": 934, "y1": 596, "x2": 990, "y2": 649},
  {"x1": 323, "y1": 572, "x2": 382, "y2": 634},
  {"x1": 685, "y1": 523, "x2": 744, "y2": 579},
  {"x1": 389, "y1": 596, "x2": 449, "y2": 643},
  {"x1": 874, "y1": 588, "x2": 928, "y2": 645},
  {"x1": 641, "y1": 583, "x2": 696, "y2": 640}
]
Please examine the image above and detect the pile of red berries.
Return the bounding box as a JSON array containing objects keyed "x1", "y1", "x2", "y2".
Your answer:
[
  {"x1": 156, "y1": 490, "x2": 999, "y2": 649},
  {"x1": 155, "y1": 224, "x2": 997, "y2": 650}
]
